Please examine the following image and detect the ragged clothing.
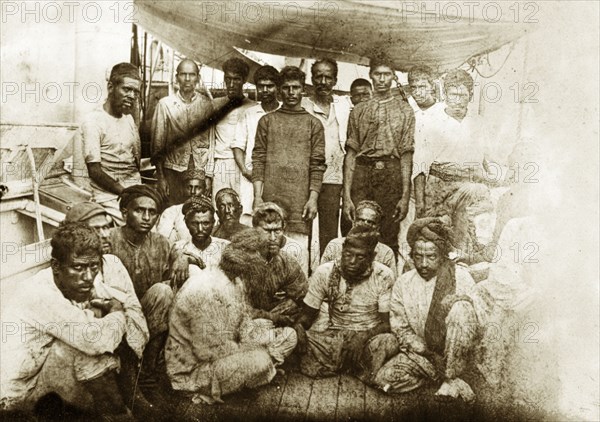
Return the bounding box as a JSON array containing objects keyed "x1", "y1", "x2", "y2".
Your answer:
[
  {"x1": 174, "y1": 237, "x2": 230, "y2": 274},
  {"x1": 371, "y1": 266, "x2": 478, "y2": 393},
  {"x1": 165, "y1": 268, "x2": 295, "y2": 400},
  {"x1": 0, "y1": 268, "x2": 126, "y2": 411}
]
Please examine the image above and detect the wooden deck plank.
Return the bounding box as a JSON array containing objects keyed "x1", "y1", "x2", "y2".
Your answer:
[
  {"x1": 276, "y1": 372, "x2": 314, "y2": 421},
  {"x1": 246, "y1": 372, "x2": 288, "y2": 421},
  {"x1": 364, "y1": 386, "x2": 396, "y2": 422},
  {"x1": 335, "y1": 375, "x2": 365, "y2": 422},
  {"x1": 306, "y1": 376, "x2": 340, "y2": 422}
]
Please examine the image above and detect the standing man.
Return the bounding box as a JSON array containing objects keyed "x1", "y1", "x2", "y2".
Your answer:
[
  {"x1": 302, "y1": 58, "x2": 351, "y2": 256},
  {"x1": 74, "y1": 63, "x2": 142, "y2": 219},
  {"x1": 151, "y1": 59, "x2": 213, "y2": 206},
  {"x1": 342, "y1": 56, "x2": 416, "y2": 256},
  {"x1": 210, "y1": 58, "x2": 255, "y2": 200},
  {"x1": 232, "y1": 65, "x2": 281, "y2": 222},
  {"x1": 252, "y1": 66, "x2": 326, "y2": 265}
]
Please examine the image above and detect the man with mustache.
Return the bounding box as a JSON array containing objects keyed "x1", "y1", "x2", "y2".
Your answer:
[
  {"x1": 302, "y1": 58, "x2": 351, "y2": 256},
  {"x1": 175, "y1": 195, "x2": 230, "y2": 274},
  {"x1": 212, "y1": 188, "x2": 249, "y2": 241},
  {"x1": 252, "y1": 66, "x2": 326, "y2": 272},
  {"x1": 0, "y1": 223, "x2": 131, "y2": 419},
  {"x1": 342, "y1": 55, "x2": 416, "y2": 257},
  {"x1": 73, "y1": 62, "x2": 142, "y2": 221},
  {"x1": 295, "y1": 225, "x2": 395, "y2": 379},
  {"x1": 371, "y1": 217, "x2": 478, "y2": 402},
  {"x1": 152, "y1": 59, "x2": 212, "y2": 206}
]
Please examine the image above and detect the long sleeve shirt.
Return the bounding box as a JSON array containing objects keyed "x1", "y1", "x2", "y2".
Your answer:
[
  {"x1": 1, "y1": 268, "x2": 126, "y2": 405},
  {"x1": 252, "y1": 108, "x2": 326, "y2": 234}
]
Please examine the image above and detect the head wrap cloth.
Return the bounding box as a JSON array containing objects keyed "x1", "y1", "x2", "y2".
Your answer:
[
  {"x1": 407, "y1": 217, "x2": 453, "y2": 255},
  {"x1": 181, "y1": 195, "x2": 214, "y2": 218},
  {"x1": 119, "y1": 185, "x2": 167, "y2": 213}
]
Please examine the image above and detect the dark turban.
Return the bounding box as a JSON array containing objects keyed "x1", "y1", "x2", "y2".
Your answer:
[
  {"x1": 407, "y1": 217, "x2": 453, "y2": 257},
  {"x1": 119, "y1": 184, "x2": 167, "y2": 213},
  {"x1": 181, "y1": 195, "x2": 214, "y2": 218},
  {"x1": 109, "y1": 62, "x2": 141, "y2": 83},
  {"x1": 344, "y1": 225, "x2": 379, "y2": 254}
]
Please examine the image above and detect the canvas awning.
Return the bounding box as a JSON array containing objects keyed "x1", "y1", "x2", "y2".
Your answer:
[{"x1": 134, "y1": 0, "x2": 533, "y2": 73}]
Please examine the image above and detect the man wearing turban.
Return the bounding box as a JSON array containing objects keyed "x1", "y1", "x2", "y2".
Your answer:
[
  {"x1": 370, "y1": 217, "x2": 479, "y2": 402},
  {"x1": 174, "y1": 195, "x2": 230, "y2": 274},
  {"x1": 72, "y1": 63, "x2": 143, "y2": 221},
  {"x1": 107, "y1": 184, "x2": 188, "y2": 403}
]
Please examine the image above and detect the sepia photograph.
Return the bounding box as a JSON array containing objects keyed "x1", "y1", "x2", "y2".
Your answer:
[{"x1": 1, "y1": 1, "x2": 598, "y2": 420}]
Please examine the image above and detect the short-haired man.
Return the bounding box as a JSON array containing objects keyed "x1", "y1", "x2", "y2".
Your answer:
[
  {"x1": 166, "y1": 228, "x2": 297, "y2": 405},
  {"x1": 349, "y1": 78, "x2": 373, "y2": 107},
  {"x1": 252, "y1": 66, "x2": 326, "y2": 268},
  {"x1": 213, "y1": 188, "x2": 250, "y2": 240},
  {"x1": 151, "y1": 59, "x2": 213, "y2": 206},
  {"x1": 175, "y1": 195, "x2": 230, "y2": 274},
  {"x1": 371, "y1": 218, "x2": 478, "y2": 402},
  {"x1": 232, "y1": 65, "x2": 281, "y2": 221},
  {"x1": 209, "y1": 58, "x2": 255, "y2": 201},
  {"x1": 108, "y1": 184, "x2": 188, "y2": 388},
  {"x1": 253, "y1": 201, "x2": 311, "y2": 275},
  {"x1": 321, "y1": 200, "x2": 396, "y2": 277},
  {"x1": 63, "y1": 202, "x2": 156, "y2": 415},
  {"x1": 73, "y1": 62, "x2": 142, "y2": 220},
  {"x1": 0, "y1": 223, "x2": 130, "y2": 418},
  {"x1": 343, "y1": 56, "x2": 416, "y2": 256},
  {"x1": 295, "y1": 226, "x2": 395, "y2": 379},
  {"x1": 302, "y1": 58, "x2": 352, "y2": 256},
  {"x1": 155, "y1": 168, "x2": 206, "y2": 243}
]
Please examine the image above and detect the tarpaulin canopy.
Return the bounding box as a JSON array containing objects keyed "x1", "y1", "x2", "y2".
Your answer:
[{"x1": 134, "y1": 0, "x2": 533, "y2": 73}]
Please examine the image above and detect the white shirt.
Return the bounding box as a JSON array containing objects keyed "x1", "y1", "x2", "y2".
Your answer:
[
  {"x1": 155, "y1": 204, "x2": 189, "y2": 244},
  {"x1": 302, "y1": 95, "x2": 351, "y2": 184},
  {"x1": 175, "y1": 237, "x2": 230, "y2": 275},
  {"x1": 214, "y1": 98, "x2": 255, "y2": 159}
]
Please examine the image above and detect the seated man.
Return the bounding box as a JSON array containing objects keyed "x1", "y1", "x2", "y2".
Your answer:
[
  {"x1": 321, "y1": 200, "x2": 396, "y2": 277},
  {"x1": 249, "y1": 202, "x2": 309, "y2": 324},
  {"x1": 63, "y1": 203, "x2": 152, "y2": 412},
  {"x1": 295, "y1": 226, "x2": 394, "y2": 379},
  {"x1": 175, "y1": 195, "x2": 230, "y2": 273},
  {"x1": 0, "y1": 223, "x2": 129, "y2": 418},
  {"x1": 108, "y1": 184, "x2": 188, "y2": 388},
  {"x1": 73, "y1": 63, "x2": 142, "y2": 221},
  {"x1": 166, "y1": 228, "x2": 297, "y2": 405},
  {"x1": 253, "y1": 201, "x2": 310, "y2": 275},
  {"x1": 212, "y1": 188, "x2": 250, "y2": 240},
  {"x1": 155, "y1": 168, "x2": 206, "y2": 243},
  {"x1": 370, "y1": 218, "x2": 478, "y2": 402}
]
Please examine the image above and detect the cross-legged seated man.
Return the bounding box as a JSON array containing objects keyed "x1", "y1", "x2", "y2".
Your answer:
[
  {"x1": 166, "y1": 228, "x2": 297, "y2": 405},
  {"x1": 295, "y1": 226, "x2": 394, "y2": 379},
  {"x1": 370, "y1": 217, "x2": 478, "y2": 402},
  {"x1": 0, "y1": 223, "x2": 131, "y2": 419}
]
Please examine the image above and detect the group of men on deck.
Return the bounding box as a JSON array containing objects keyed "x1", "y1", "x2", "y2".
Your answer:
[{"x1": 1, "y1": 54, "x2": 539, "y2": 420}]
